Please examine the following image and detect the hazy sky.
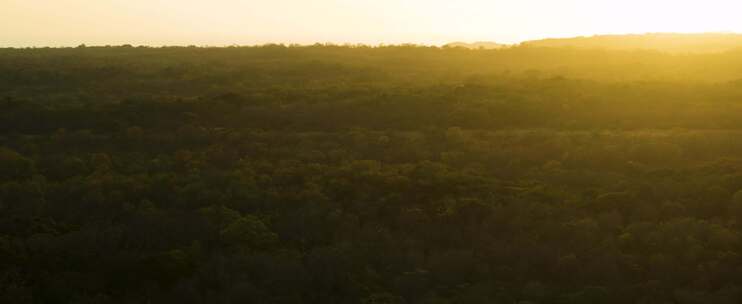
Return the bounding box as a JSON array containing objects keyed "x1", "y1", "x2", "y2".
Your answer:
[{"x1": 2, "y1": 0, "x2": 742, "y2": 47}]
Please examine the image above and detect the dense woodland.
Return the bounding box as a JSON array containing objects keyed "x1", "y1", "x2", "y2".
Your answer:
[{"x1": 6, "y1": 43, "x2": 742, "y2": 303}]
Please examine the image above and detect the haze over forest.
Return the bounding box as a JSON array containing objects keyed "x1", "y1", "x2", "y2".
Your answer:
[{"x1": 459, "y1": 33, "x2": 742, "y2": 53}]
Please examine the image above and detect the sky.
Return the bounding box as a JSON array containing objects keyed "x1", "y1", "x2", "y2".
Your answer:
[{"x1": 2, "y1": 0, "x2": 742, "y2": 47}]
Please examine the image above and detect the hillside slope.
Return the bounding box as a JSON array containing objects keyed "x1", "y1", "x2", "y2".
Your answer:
[{"x1": 521, "y1": 33, "x2": 742, "y2": 53}]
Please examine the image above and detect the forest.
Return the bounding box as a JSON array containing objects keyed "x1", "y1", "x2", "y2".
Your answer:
[{"x1": 5, "y1": 43, "x2": 742, "y2": 303}]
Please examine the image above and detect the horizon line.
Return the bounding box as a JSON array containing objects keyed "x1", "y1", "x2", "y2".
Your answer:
[{"x1": 3, "y1": 31, "x2": 742, "y2": 49}]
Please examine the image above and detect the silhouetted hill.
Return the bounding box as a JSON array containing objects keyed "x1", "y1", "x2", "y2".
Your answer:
[
  {"x1": 444, "y1": 41, "x2": 509, "y2": 49},
  {"x1": 520, "y1": 33, "x2": 742, "y2": 53}
]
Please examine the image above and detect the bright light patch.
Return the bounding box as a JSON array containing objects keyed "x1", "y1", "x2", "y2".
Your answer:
[{"x1": 2, "y1": 0, "x2": 742, "y2": 46}]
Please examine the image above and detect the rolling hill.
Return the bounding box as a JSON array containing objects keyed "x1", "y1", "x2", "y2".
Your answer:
[{"x1": 520, "y1": 33, "x2": 742, "y2": 53}]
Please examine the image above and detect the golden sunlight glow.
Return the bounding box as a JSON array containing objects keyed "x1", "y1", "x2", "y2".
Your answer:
[{"x1": 2, "y1": 0, "x2": 742, "y2": 46}]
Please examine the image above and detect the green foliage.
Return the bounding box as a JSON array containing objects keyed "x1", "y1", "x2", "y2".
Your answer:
[
  {"x1": 219, "y1": 215, "x2": 278, "y2": 250},
  {"x1": 0, "y1": 147, "x2": 34, "y2": 180},
  {"x1": 4, "y1": 45, "x2": 742, "y2": 303}
]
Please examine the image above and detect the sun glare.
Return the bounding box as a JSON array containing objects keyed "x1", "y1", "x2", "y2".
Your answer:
[{"x1": 2, "y1": 0, "x2": 742, "y2": 46}]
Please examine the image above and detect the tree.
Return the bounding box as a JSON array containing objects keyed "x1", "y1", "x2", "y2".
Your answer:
[{"x1": 0, "y1": 148, "x2": 34, "y2": 180}]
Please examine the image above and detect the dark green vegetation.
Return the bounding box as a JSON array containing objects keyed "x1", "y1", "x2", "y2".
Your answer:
[{"x1": 6, "y1": 43, "x2": 742, "y2": 303}]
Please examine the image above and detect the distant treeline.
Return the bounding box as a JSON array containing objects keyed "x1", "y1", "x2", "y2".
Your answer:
[{"x1": 3, "y1": 44, "x2": 742, "y2": 132}]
